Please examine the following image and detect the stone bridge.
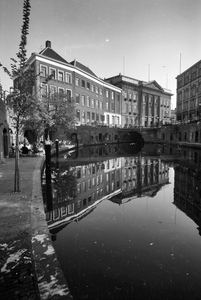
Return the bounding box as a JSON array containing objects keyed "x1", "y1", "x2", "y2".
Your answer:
[{"x1": 68, "y1": 126, "x2": 160, "y2": 145}]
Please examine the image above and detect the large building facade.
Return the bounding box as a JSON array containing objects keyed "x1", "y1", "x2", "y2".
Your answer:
[
  {"x1": 105, "y1": 74, "x2": 173, "y2": 128},
  {"x1": 26, "y1": 41, "x2": 122, "y2": 132},
  {"x1": 176, "y1": 59, "x2": 201, "y2": 123}
]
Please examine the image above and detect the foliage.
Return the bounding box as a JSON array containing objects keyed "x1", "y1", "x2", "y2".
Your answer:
[{"x1": 23, "y1": 89, "x2": 76, "y2": 140}]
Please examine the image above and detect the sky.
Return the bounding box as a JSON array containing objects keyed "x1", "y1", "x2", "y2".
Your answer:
[{"x1": 1, "y1": 0, "x2": 201, "y2": 109}]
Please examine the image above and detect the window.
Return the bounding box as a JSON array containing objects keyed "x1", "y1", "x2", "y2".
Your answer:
[
  {"x1": 96, "y1": 86, "x2": 99, "y2": 94},
  {"x1": 49, "y1": 67, "x2": 56, "y2": 79},
  {"x1": 100, "y1": 101, "x2": 103, "y2": 110},
  {"x1": 82, "y1": 80, "x2": 85, "y2": 88},
  {"x1": 77, "y1": 199, "x2": 81, "y2": 209},
  {"x1": 76, "y1": 93, "x2": 80, "y2": 104},
  {"x1": 58, "y1": 70, "x2": 64, "y2": 81},
  {"x1": 82, "y1": 95, "x2": 85, "y2": 106},
  {"x1": 87, "y1": 112, "x2": 90, "y2": 123},
  {"x1": 66, "y1": 89, "x2": 72, "y2": 100},
  {"x1": 88, "y1": 179, "x2": 91, "y2": 190},
  {"x1": 92, "y1": 113, "x2": 95, "y2": 122},
  {"x1": 76, "y1": 109, "x2": 80, "y2": 121},
  {"x1": 112, "y1": 116, "x2": 115, "y2": 125},
  {"x1": 100, "y1": 88, "x2": 102, "y2": 96},
  {"x1": 87, "y1": 96, "x2": 90, "y2": 107},
  {"x1": 92, "y1": 177, "x2": 96, "y2": 186},
  {"x1": 68, "y1": 204, "x2": 74, "y2": 214},
  {"x1": 66, "y1": 73, "x2": 71, "y2": 83},
  {"x1": 111, "y1": 91, "x2": 114, "y2": 100},
  {"x1": 91, "y1": 98, "x2": 95, "y2": 108},
  {"x1": 87, "y1": 82, "x2": 90, "y2": 90},
  {"x1": 58, "y1": 87, "x2": 64, "y2": 96},
  {"x1": 82, "y1": 111, "x2": 85, "y2": 123},
  {"x1": 106, "y1": 115, "x2": 109, "y2": 124},
  {"x1": 76, "y1": 77, "x2": 80, "y2": 86},
  {"x1": 96, "y1": 99, "x2": 99, "y2": 109},
  {"x1": 106, "y1": 90, "x2": 109, "y2": 98},
  {"x1": 83, "y1": 182, "x2": 86, "y2": 192},
  {"x1": 91, "y1": 84, "x2": 95, "y2": 92},
  {"x1": 77, "y1": 183, "x2": 81, "y2": 193},
  {"x1": 41, "y1": 83, "x2": 48, "y2": 96},
  {"x1": 50, "y1": 85, "x2": 57, "y2": 98},
  {"x1": 40, "y1": 65, "x2": 47, "y2": 77},
  {"x1": 106, "y1": 102, "x2": 109, "y2": 111}
]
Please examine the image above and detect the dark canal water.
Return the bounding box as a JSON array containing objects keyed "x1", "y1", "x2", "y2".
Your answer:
[{"x1": 42, "y1": 143, "x2": 201, "y2": 300}]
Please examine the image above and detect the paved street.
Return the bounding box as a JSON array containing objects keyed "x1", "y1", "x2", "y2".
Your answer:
[{"x1": 0, "y1": 155, "x2": 72, "y2": 300}]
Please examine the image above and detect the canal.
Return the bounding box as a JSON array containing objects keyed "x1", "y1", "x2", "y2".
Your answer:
[{"x1": 42, "y1": 143, "x2": 201, "y2": 300}]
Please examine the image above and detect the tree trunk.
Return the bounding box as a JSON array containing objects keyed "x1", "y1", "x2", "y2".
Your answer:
[{"x1": 14, "y1": 126, "x2": 20, "y2": 192}]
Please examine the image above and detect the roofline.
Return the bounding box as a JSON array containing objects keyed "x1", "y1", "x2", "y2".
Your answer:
[
  {"x1": 105, "y1": 74, "x2": 173, "y2": 96},
  {"x1": 26, "y1": 53, "x2": 122, "y2": 92},
  {"x1": 176, "y1": 59, "x2": 201, "y2": 79}
]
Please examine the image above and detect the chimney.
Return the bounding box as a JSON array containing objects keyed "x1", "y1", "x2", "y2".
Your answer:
[{"x1": 46, "y1": 40, "x2": 51, "y2": 48}]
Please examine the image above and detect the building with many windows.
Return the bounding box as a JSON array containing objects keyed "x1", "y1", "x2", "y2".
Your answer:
[
  {"x1": 105, "y1": 74, "x2": 173, "y2": 127},
  {"x1": 176, "y1": 59, "x2": 201, "y2": 123},
  {"x1": 26, "y1": 41, "x2": 122, "y2": 131}
]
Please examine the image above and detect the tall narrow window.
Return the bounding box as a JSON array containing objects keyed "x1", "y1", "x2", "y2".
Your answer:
[
  {"x1": 82, "y1": 95, "x2": 85, "y2": 106},
  {"x1": 66, "y1": 89, "x2": 72, "y2": 101},
  {"x1": 58, "y1": 70, "x2": 64, "y2": 81},
  {"x1": 87, "y1": 82, "x2": 90, "y2": 90},
  {"x1": 87, "y1": 112, "x2": 90, "y2": 123},
  {"x1": 82, "y1": 111, "x2": 85, "y2": 123},
  {"x1": 76, "y1": 109, "x2": 80, "y2": 121},
  {"x1": 66, "y1": 73, "x2": 71, "y2": 83},
  {"x1": 49, "y1": 67, "x2": 56, "y2": 79},
  {"x1": 41, "y1": 83, "x2": 48, "y2": 97},
  {"x1": 87, "y1": 96, "x2": 90, "y2": 107},
  {"x1": 76, "y1": 93, "x2": 80, "y2": 104},
  {"x1": 40, "y1": 65, "x2": 47, "y2": 77},
  {"x1": 50, "y1": 85, "x2": 57, "y2": 99}
]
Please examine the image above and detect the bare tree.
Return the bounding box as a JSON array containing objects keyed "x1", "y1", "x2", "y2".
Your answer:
[{"x1": 0, "y1": 0, "x2": 33, "y2": 192}]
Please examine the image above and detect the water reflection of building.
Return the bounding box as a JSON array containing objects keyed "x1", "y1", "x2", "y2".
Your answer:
[
  {"x1": 44, "y1": 151, "x2": 170, "y2": 236},
  {"x1": 112, "y1": 157, "x2": 169, "y2": 204},
  {"x1": 173, "y1": 163, "x2": 201, "y2": 235}
]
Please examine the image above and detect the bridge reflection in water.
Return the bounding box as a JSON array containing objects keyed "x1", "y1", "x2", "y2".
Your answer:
[{"x1": 42, "y1": 143, "x2": 201, "y2": 300}]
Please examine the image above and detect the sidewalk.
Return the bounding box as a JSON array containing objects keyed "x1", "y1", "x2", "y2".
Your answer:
[{"x1": 0, "y1": 155, "x2": 72, "y2": 300}]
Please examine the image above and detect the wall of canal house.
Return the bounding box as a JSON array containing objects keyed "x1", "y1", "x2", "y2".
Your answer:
[{"x1": 159, "y1": 122, "x2": 201, "y2": 145}]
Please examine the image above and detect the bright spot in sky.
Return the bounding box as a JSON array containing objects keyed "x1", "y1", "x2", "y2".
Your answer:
[{"x1": 106, "y1": 39, "x2": 109, "y2": 42}]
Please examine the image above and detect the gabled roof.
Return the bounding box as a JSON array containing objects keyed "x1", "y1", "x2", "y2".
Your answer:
[
  {"x1": 143, "y1": 80, "x2": 164, "y2": 91},
  {"x1": 70, "y1": 60, "x2": 97, "y2": 78},
  {"x1": 39, "y1": 47, "x2": 68, "y2": 64}
]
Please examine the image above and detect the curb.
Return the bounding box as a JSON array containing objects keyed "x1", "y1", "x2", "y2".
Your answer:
[{"x1": 31, "y1": 156, "x2": 73, "y2": 299}]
